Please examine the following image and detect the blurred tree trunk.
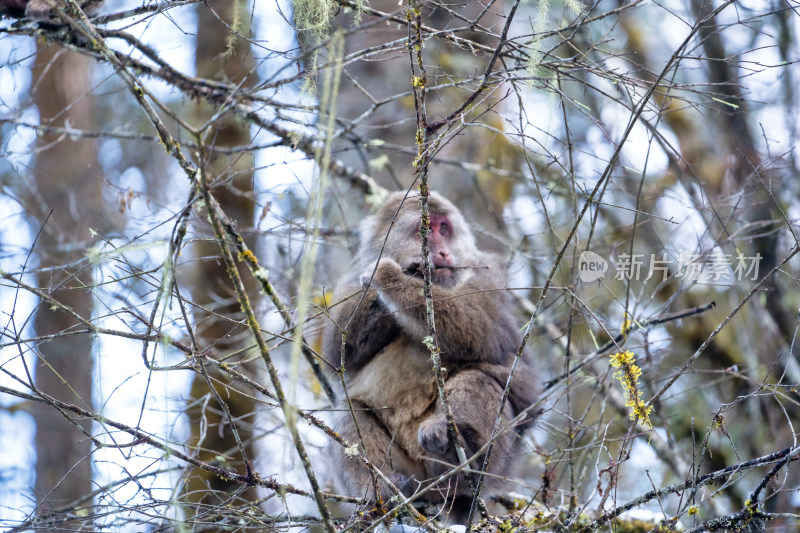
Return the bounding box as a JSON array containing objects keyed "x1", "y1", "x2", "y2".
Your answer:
[
  {"x1": 185, "y1": 0, "x2": 259, "y2": 520},
  {"x1": 30, "y1": 43, "x2": 104, "y2": 524}
]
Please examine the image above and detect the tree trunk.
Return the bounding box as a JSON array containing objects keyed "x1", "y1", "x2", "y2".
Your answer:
[
  {"x1": 30, "y1": 42, "x2": 103, "y2": 526},
  {"x1": 184, "y1": 0, "x2": 259, "y2": 521}
]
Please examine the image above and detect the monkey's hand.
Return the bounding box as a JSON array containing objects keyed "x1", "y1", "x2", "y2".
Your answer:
[
  {"x1": 360, "y1": 257, "x2": 405, "y2": 289},
  {"x1": 417, "y1": 415, "x2": 450, "y2": 456}
]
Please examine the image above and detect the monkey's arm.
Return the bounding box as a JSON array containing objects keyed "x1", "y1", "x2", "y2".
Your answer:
[
  {"x1": 370, "y1": 259, "x2": 517, "y2": 364},
  {"x1": 324, "y1": 283, "x2": 400, "y2": 372}
]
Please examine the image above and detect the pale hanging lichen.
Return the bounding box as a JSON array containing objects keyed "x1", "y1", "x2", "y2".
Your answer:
[
  {"x1": 223, "y1": 0, "x2": 245, "y2": 58},
  {"x1": 292, "y1": 0, "x2": 337, "y2": 96},
  {"x1": 292, "y1": 0, "x2": 336, "y2": 36},
  {"x1": 292, "y1": 0, "x2": 366, "y2": 94},
  {"x1": 349, "y1": 0, "x2": 367, "y2": 25},
  {"x1": 526, "y1": 0, "x2": 584, "y2": 78},
  {"x1": 287, "y1": 30, "x2": 345, "y2": 403}
]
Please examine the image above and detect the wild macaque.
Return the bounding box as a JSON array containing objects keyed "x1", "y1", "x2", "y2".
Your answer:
[{"x1": 325, "y1": 191, "x2": 536, "y2": 512}]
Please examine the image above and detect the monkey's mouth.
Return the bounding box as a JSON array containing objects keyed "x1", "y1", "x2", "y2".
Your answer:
[
  {"x1": 406, "y1": 264, "x2": 455, "y2": 283},
  {"x1": 406, "y1": 263, "x2": 452, "y2": 273}
]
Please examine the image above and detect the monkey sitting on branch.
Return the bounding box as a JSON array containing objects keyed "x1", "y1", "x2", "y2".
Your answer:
[{"x1": 324, "y1": 190, "x2": 537, "y2": 518}]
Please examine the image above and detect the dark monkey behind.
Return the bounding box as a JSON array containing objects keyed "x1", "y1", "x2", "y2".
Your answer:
[{"x1": 325, "y1": 191, "x2": 536, "y2": 509}]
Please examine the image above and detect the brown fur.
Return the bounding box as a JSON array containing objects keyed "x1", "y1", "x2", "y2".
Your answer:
[{"x1": 325, "y1": 191, "x2": 537, "y2": 508}]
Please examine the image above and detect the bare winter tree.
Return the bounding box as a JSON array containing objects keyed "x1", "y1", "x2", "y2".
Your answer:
[{"x1": 0, "y1": 0, "x2": 798, "y2": 531}]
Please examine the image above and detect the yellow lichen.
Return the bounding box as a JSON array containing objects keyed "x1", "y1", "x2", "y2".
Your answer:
[
  {"x1": 610, "y1": 350, "x2": 653, "y2": 427},
  {"x1": 621, "y1": 313, "x2": 633, "y2": 335}
]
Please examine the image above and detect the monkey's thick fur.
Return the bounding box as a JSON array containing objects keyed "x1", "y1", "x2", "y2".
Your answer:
[{"x1": 324, "y1": 191, "x2": 536, "y2": 512}]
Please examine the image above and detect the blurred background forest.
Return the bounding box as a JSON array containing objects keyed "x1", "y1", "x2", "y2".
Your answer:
[{"x1": 0, "y1": 0, "x2": 799, "y2": 531}]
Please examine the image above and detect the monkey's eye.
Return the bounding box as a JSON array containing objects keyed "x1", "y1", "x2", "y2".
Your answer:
[{"x1": 439, "y1": 221, "x2": 450, "y2": 237}]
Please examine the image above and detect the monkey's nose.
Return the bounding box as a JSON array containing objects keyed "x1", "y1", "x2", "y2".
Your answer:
[{"x1": 433, "y1": 250, "x2": 453, "y2": 267}]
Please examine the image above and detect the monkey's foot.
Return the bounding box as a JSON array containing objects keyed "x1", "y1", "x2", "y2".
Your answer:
[
  {"x1": 417, "y1": 418, "x2": 449, "y2": 456},
  {"x1": 390, "y1": 472, "x2": 414, "y2": 496},
  {"x1": 376, "y1": 472, "x2": 414, "y2": 505}
]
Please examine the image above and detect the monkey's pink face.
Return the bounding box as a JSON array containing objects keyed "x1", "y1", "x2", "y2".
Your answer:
[
  {"x1": 397, "y1": 214, "x2": 460, "y2": 286},
  {"x1": 428, "y1": 214, "x2": 454, "y2": 268}
]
